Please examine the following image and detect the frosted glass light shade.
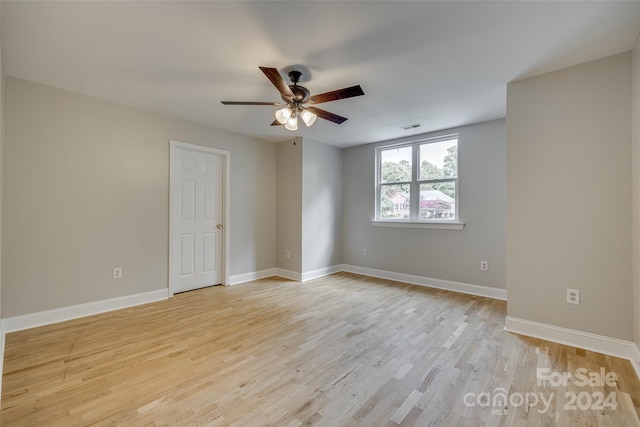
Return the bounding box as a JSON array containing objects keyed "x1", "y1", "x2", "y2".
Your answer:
[
  {"x1": 275, "y1": 107, "x2": 291, "y2": 124},
  {"x1": 301, "y1": 110, "x2": 317, "y2": 127},
  {"x1": 284, "y1": 116, "x2": 298, "y2": 131}
]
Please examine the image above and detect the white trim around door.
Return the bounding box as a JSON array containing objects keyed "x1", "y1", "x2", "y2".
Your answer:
[{"x1": 169, "y1": 140, "x2": 231, "y2": 294}]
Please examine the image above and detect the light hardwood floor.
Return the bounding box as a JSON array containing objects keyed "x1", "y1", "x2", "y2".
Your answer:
[{"x1": 2, "y1": 273, "x2": 639, "y2": 426}]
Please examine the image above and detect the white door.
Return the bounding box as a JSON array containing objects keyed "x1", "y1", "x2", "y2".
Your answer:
[{"x1": 171, "y1": 145, "x2": 223, "y2": 294}]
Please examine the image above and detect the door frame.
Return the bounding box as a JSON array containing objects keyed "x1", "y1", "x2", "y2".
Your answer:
[{"x1": 169, "y1": 140, "x2": 231, "y2": 295}]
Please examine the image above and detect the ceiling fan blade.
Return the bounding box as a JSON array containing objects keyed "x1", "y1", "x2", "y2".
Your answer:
[
  {"x1": 270, "y1": 119, "x2": 282, "y2": 126},
  {"x1": 221, "y1": 101, "x2": 284, "y2": 106},
  {"x1": 259, "y1": 67, "x2": 294, "y2": 101},
  {"x1": 308, "y1": 85, "x2": 364, "y2": 104},
  {"x1": 305, "y1": 106, "x2": 348, "y2": 124}
]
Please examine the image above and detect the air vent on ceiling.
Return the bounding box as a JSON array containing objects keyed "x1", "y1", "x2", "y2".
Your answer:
[{"x1": 401, "y1": 123, "x2": 423, "y2": 130}]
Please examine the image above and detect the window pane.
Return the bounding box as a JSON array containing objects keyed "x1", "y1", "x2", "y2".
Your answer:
[
  {"x1": 419, "y1": 182, "x2": 455, "y2": 219},
  {"x1": 419, "y1": 139, "x2": 457, "y2": 180},
  {"x1": 380, "y1": 184, "x2": 410, "y2": 219},
  {"x1": 380, "y1": 146, "x2": 412, "y2": 183}
]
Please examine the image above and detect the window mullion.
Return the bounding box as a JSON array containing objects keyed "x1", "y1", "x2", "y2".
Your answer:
[
  {"x1": 410, "y1": 144, "x2": 419, "y2": 221},
  {"x1": 376, "y1": 149, "x2": 381, "y2": 220}
]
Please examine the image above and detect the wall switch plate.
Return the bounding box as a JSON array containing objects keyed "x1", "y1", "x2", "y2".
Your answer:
[
  {"x1": 480, "y1": 261, "x2": 488, "y2": 271},
  {"x1": 113, "y1": 267, "x2": 122, "y2": 279},
  {"x1": 362, "y1": 249, "x2": 368, "y2": 256},
  {"x1": 567, "y1": 289, "x2": 580, "y2": 305},
  {"x1": 285, "y1": 250, "x2": 290, "y2": 258}
]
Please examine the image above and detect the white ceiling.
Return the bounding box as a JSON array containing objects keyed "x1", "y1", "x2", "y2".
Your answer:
[{"x1": 3, "y1": 1, "x2": 640, "y2": 148}]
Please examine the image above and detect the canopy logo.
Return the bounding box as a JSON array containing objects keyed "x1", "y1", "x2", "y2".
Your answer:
[
  {"x1": 462, "y1": 367, "x2": 619, "y2": 415},
  {"x1": 463, "y1": 388, "x2": 553, "y2": 414}
]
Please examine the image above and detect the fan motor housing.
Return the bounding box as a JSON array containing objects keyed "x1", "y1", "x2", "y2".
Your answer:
[{"x1": 288, "y1": 85, "x2": 310, "y2": 103}]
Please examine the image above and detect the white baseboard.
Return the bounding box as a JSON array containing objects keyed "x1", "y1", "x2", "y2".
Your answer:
[
  {"x1": 301, "y1": 265, "x2": 343, "y2": 282},
  {"x1": 275, "y1": 268, "x2": 302, "y2": 282},
  {"x1": 2, "y1": 289, "x2": 169, "y2": 334},
  {"x1": 504, "y1": 316, "x2": 635, "y2": 360},
  {"x1": 631, "y1": 342, "x2": 640, "y2": 382},
  {"x1": 342, "y1": 264, "x2": 507, "y2": 300},
  {"x1": 273, "y1": 265, "x2": 343, "y2": 283},
  {"x1": 0, "y1": 263, "x2": 343, "y2": 335},
  {"x1": 0, "y1": 320, "x2": 4, "y2": 407},
  {"x1": 231, "y1": 264, "x2": 506, "y2": 302},
  {"x1": 228, "y1": 268, "x2": 277, "y2": 285}
]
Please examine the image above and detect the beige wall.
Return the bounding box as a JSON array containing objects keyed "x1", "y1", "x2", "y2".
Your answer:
[
  {"x1": 276, "y1": 138, "x2": 302, "y2": 272},
  {"x1": 507, "y1": 52, "x2": 633, "y2": 340},
  {"x1": 276, "y1": 137, "x2": 343, "y2": 275},
  {"x1": 342, "y1": 119, "x2": 506, "y2": 288},
  {"x1": 302, "y1": 138, "x2": 343, "y2": 273},
  {"x1": 633, "y1": 35, "x2": 640, "y2": 348},
  {"x1": 3, "y1": 77, "x2": 276, "y2": 317},
  {"x1": 0, "y1": 13, "x2": 3, "y2": 322}
]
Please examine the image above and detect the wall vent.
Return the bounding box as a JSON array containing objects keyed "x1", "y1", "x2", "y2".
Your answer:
[{"x1": 401, "y1": 123, "x2": 423, "y2": 130}]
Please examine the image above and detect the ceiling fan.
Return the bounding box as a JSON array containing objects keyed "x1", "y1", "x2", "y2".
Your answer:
[{"x1": 221, "y1": 66, "x2": 364, "y2": 131}]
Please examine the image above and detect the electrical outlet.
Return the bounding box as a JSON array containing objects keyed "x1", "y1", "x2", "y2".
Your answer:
[
  {"x1": 285, "y1": 250, "x2": 290, "y2": 258},
  {"x1": 567, "y1": 289, "x2": 580, "y2": 305},
  {"x1": 480, "y1": 261, "x2": 488, "y2": 271},
  {"x1": 113, "y1": 267, "x2": 122, "y2": 279},
  {"x1": 362, "y1": 249, "x2": 368, "y2": 256}
]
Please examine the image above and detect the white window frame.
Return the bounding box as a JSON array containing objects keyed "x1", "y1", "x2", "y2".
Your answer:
[{"x1": 372, "y1": 134, "x2": 464, "y2": 230}]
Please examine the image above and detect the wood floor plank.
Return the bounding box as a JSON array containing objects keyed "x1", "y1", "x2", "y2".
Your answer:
[{"x1": 2, "y1": 272, "x2": 639, "y2": 426}]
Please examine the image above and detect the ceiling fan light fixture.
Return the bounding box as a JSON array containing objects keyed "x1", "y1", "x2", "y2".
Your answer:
[
  {"x1": 301, "y1": 109, "x2": 317, "y2": 127},
  {"x1": 275, "y1": 107, "x2": 291, "y2": 124},
  {"x1": 284, "y1": 114, "x2": 298, "y2": 131},
  {"x1": 222, "y1": 66, "x2": 364, "y2": 129}
]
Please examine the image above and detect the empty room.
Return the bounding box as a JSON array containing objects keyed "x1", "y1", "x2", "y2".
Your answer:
[{"x1": 0, "y1": 1, "x2": 640, "y2": 426}]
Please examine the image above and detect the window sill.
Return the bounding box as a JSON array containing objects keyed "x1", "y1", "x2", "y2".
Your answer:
[{"x1": 370, "y1": 220, "x2": 465, "y2": 230}]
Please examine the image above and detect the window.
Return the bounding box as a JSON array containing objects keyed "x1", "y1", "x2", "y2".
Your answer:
[{"x1": 376, "y1": 135, "x2": 458, "y2": 223}]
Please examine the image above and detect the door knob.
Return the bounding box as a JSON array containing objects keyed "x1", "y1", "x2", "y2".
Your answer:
[{"x1": 217, "y1": 224, "x2": 223, "y2": 229}]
